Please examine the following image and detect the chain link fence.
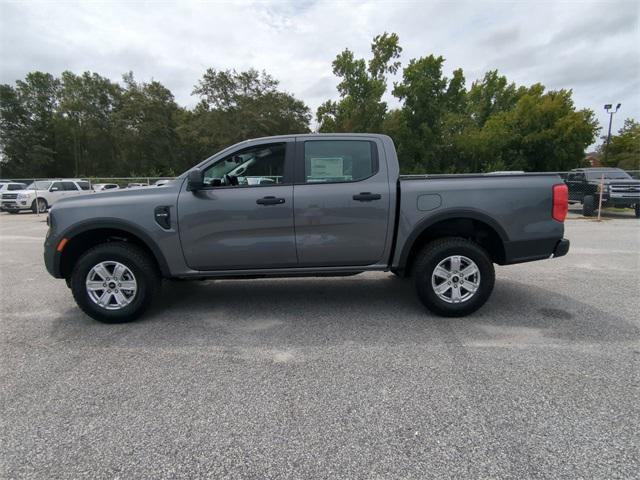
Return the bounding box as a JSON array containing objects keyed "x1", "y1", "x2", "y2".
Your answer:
[{"x1": 558, "y1": 170, "x2": 640, "y2": 218}]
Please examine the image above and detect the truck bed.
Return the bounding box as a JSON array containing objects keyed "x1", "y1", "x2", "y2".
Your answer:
[{"x1": 392, "y1": 172, "x2": 565, "y2": 268}]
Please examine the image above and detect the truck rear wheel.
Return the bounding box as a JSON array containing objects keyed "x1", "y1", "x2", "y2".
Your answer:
[
  {"x1": 582, "y1": 195, "x2": 596, "y2": 217},
  {"x1": 70, "y1": 243, "x2": 159, "y2": 323},
  {"x1": 413, "y1": 237, "x2": 495, "y2": 317}
]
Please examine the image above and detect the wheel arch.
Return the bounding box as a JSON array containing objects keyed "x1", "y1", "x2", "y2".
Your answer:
[
  {"x1": 58, "y1": 219, "x2": 171, "y2": 279},
  {"x1": 397, "y1": 210, "x2": 508, "y2": 276}
]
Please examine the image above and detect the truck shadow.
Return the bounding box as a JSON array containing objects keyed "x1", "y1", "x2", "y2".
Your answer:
[{"x1": 51, "y1": 274, "x2": 639, "y2": 350}]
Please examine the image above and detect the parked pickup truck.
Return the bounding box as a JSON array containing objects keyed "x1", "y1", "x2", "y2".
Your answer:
[
  {"x1": 565, "y1": 167, "x2": 640, "y2": 217},
  {"x1": 44, "y1": 134, "x2": 570, "y2": 323}
]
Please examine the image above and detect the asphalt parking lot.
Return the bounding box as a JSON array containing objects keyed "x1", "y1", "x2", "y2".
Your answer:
[{"x1": 1, "y1": 209, "x2": 638, "y2": 479}]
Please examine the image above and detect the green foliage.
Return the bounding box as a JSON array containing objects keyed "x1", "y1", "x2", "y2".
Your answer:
[
  {"x1": 599, "y1": 118, "x2": 640, "y2": 169},
  {"x1": 188, "y1": 68, "x2": 310, "y2": 152},
  {"x1": 0, "y1": 36, "x2": 615, "y2": 177},
  {"x1": 320, "y1": 33, "x2": 602, "y2": 173},
  {"x1": 0, "y1": 68, "x2": 311, "y2": 177},
  {"x1": 0, "y1": 72, "x2": 61, "y2": 177},
  {"x1": 317, "y1": 32, "x2": 401, "y2": 133}
]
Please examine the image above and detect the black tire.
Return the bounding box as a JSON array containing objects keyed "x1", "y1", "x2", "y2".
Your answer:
[
  {"x1": 635, "y1": 204, "x2": 639, "y2": 218},
  {"x1": 31, "y1": 198, "x2": 47, "y2": 214},
  {"x1": 70, "y1": 242, "x2": 160, "y2": 323},
  {"x1": 582, "y1": 195, "x2": 596, "y2": 217},
  {"x1": 7, "y1": 210, "x2": 19, "y2": 214},
  {"x1": 413, "y1": 237, "x2": 495, "y2": 317}
]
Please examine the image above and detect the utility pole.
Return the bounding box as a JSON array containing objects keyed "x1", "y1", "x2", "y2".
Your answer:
[{"x1": 603, "y1": 103, "x2": 621, "y2": 165}]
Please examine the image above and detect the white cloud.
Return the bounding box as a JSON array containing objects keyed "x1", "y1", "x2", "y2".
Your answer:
[{"x1": 1, "y1": 0, "x2": 638, "y2": 140}]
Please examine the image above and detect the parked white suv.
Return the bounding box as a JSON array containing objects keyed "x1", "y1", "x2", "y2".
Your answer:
[{"x1": 1, "y1": 179, "x2": 92, "y2": 213}]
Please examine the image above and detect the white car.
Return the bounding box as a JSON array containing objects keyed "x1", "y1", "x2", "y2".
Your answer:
[
  {"x1": 1, "y1": 179, "x2": 92, "y2": 214},
  {"x1": 0, "y1": 182, "x2": 27, "y2": 211},
  {"x1": 93, "y1": 183, "x2": 120, "y2": 192}
]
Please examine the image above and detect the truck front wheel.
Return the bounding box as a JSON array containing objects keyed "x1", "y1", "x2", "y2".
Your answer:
[
  {"x1": 413, "y1": 238, "x2": 495, "y2": 317},
  {"x1": 582, "y1": 195, "x2": 596, "y2": 217},
  {"x1": 70, "y1": 243, "x2": 160, "y2": 323}
]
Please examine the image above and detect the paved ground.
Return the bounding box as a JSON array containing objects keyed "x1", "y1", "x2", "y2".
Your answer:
[{"x1": 1, "y1": 210, "x2": 638, "y2": 479}]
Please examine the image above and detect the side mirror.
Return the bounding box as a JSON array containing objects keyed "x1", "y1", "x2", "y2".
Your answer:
[{"x1": 187, "y1": 168, "x2": 204, "y2": 191}]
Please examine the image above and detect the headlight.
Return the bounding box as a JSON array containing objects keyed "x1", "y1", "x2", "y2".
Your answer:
[{"x1": 17, "y1": 193, "x2": 31, "y2": 200}]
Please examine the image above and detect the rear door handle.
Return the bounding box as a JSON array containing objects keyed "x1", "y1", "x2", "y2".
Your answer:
[
  {"x1": 353, "y1": 192, "x2": 381, "y2": 202},
  {"x1": 256, "y1": 196, "x2": 285, "y2": 205}
]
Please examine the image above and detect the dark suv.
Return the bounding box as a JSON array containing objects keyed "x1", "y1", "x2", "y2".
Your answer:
[{"x1": 565, "y1": 168, "x2": 640, "y2": 217}]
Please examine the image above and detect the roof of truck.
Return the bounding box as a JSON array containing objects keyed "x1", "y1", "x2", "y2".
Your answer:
[
  {"x1": 243, "y1": 132, "x2": 389, "y2": 142},
  {"x1": 571, "y1": 167, "x2": 623, "y2": 171}
]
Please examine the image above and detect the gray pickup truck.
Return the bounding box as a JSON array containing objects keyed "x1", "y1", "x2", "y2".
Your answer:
[{"x1": 44, "y1": 134, "x2": 570, "y2": 323}]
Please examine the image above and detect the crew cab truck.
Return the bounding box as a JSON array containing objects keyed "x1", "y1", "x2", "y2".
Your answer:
[
  {"x1": 565, "y1": 167, "x2": 640, "y2": 217},
  {"x1": 44, "y1": 134, "x2": 570, "y2": 323}
]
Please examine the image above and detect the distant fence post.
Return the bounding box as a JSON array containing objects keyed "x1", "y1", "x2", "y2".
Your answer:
[
  {"x1": 33, "y1": 179, "x2": 39, "y2": 217},
  {"x1": 597, "y1": 173, "x2": 604, "y2": 222}
]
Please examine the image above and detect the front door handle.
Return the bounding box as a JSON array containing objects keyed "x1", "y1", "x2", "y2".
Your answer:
[
  {"x1": 353, "y1": 192, "x2": 381, "y2": 202},
  {"x1": 256, "y1": 196, "x2": 285, "y2": 205}
]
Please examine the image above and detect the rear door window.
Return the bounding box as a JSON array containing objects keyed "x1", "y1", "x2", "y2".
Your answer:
[{"x1": 62, "y1": 181, "x2": 79, "y2": 191}]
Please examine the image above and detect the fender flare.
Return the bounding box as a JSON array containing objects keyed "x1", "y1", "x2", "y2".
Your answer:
[
  {"x1": 397, "y1": 208, "x2": 509, "y2": 269},
  {"x1": 58, "y1": 218, "x2": 171, "y2": 277}
]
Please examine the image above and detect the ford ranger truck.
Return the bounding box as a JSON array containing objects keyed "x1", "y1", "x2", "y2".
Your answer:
[{"x1": 44, "y1": 134, "x2": 570, "y2": 323}]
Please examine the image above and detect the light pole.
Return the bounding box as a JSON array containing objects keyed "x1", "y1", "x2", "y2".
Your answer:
[{"x1": 603, "y1": 103, "x2": 621, "y2": 165}]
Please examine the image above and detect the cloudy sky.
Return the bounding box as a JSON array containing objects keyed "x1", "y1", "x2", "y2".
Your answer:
[{"x1": 1, "y1": 0, "x2": 638, "y2": 140}]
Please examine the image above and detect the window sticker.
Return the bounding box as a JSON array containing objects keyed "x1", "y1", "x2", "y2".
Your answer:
[{"x1": 309, "y1": 157, "x2": 344, "y2": 178}]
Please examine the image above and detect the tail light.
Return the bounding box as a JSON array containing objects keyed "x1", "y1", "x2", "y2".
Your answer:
[{"x1": 552, "y1": 184, "x2": 568, "y2": 222}]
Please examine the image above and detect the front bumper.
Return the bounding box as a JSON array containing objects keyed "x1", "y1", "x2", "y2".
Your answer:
[
  {"x1": 552, "y1": 238, "x2": 570, "y2": 258},
  {"x1": 1, "y1": 201, "x2": 30, "y2": 211},
  {"x1": 44, "y1": 235, "x2": 62, "y2": 278}
]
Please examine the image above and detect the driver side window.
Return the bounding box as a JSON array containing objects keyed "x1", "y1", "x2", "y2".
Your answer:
[{"x1": 203, "y1": 142, "x2": 286, "y2": 188}]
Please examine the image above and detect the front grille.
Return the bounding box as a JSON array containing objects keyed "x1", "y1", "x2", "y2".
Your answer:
[
  {"x1": 2, "y1": 193, "x2": 18, "y2": 200},
  {"x1": 610, "y1": 184, "x2": 640, "y2": 195}
]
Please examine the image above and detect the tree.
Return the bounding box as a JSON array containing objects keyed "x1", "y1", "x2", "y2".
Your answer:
[
  {"x1": 599, "y1": 118, "x2": 640, "y2": 170},
  {"x1": 0, "y1": 72, "x2": 61, "y2": 177},
  {"x1": 478, "y1": 87, "x2": 599, "y2": 171},
  {"x1": 115, "y1": 72, "x2": 180, "y2": 176},
  {"x1": 58, "y1": 71, "x2": 122, "y2": 176},
  {"x1": 1, "y1": 68, "x2": 311, "y2": 177},
  {"x1": 187, "y1": 68, "x2": 310, "y2": 155},
  {"x1": 467, "y1": 70, "x2": 523, "y2": 128},
  {"x1": 317, "y1": 32, "x2": 401, "y2": 132},
  {"x1": 393, "y1": 55, "x2": 452, "y2": 171}
]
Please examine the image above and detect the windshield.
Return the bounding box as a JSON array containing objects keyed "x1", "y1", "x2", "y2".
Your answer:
[
  {"x1": 25, "y1": 181, "x2": 52, "y2": 190},
  {"x1": 585, "y1": 170, "x2": 632, "y2": 180},
  {"x1": 25, "y1": 181, "x2": 53, "y2": 190}
]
